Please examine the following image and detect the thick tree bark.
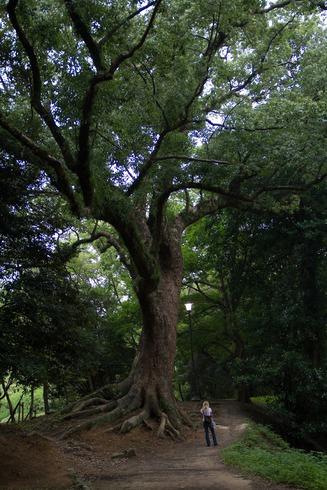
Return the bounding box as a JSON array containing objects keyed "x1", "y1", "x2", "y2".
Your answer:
[
  {"x1": 131, "y1": 266, "x2": 183, "y2": 418},
  {"x1": 113, "y1": 216, "x2": 185, "y2": 427}
]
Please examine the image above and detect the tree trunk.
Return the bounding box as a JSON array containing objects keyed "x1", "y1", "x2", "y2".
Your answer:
[
  {"x1": 130, "y1": 267, "x2": 183, "y2": 421},
  {"x1": 28, "y1": 386, "x2": 35, "y2": 420},
  {"x1": 237, "y1": 383, "x2": 251, "y2": 403},
  {"x1": 301, "y1": 237, "x2": 322, "y2": 368},
  {"x1": 63, "y1": 223, "x2": 191, "y2": 437},
  {"x1": 109, "y1": 220, "x2": 187, "y2": 431},
  {"x1": 43, "y1": 381, "x2": 50, "y2": 415},
  {"x1": 0, "y1": 378, "x2": 15, "y2": 422}
]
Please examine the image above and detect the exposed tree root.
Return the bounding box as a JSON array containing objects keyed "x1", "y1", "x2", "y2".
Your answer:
[
  {"x1": 62, "y1": 400, "x2": 117, "y2": 421},
  {"x1": 104, "y1": 423, "x2": 121, "y2": 434},
  {"x1": 72, "y1": 397, "x2": 109, "y2": 413},
  {"x1": 143, "y1": 419, "x2": 154, "y2": 431},
  {"x1": 157, "y1": 412, "x2": 182, "y2": 440},
  {"x1": 165, "y1": 416, "x2": 182, "y2": 439},
  {"x1": 60, "y1": 377, "x2": 133, "y2": 415},
  {"x1": 60, "y1": 390, "x2": 140, "y2": 439},
  {"x1": 120, "y1": 409, "x2": 149, "y2": 434},
  {"x1": 60, "y1": 385, "x2": 113, "y2": 415},
  {"x1": 157, "y1": 413, "x2": 168, "y2": 438},
  {"x1": 178, "y1": 407, "x2": 194, "y2": 428},
  {"x1": 60, "y1": 371, "x2": 190, "y2": 441}
]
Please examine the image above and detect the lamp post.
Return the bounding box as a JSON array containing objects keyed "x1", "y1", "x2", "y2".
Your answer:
[{"x1": 185, "y1": 302, "x2": 199, "y2": 399}]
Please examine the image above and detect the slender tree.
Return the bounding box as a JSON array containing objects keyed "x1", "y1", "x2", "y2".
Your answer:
[{"x1": 0, "y1": 0, "x2": 326, "y2": 435}]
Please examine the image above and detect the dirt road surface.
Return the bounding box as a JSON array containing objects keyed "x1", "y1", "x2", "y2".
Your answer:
[
  {"x1": 1, "y1": 400, "x2": 296, "y2": 489},
  {"x1": 85, "y1": 400, "x2": 295, "y2": 490}
]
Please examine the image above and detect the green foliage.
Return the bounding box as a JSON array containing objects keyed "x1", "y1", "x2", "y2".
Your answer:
[
  {"x1": 250, "y1": 396, "x2": 276, "y2": 406},
  {"x1": 179, "y1": 180, "x2": 327, "y2": 437},
  {"x1": 1, "y1": 0, "x2": 325, "y2": 215},
  {"x1": 1, "y1": 267, "x2": 95, "y2": 385},
  {"x1": 0, "y1": 156, "x2": 69, "y2": 277},
  {"x1": 0, "y1": 146, "x2": 137, "y2": 402},
  {"x1": 222, "y1": 424, "x2": 327, "y2": 490}
]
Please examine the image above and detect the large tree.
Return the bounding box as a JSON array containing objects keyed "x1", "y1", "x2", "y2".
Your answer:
[{"x1": 0, "y1": 0, "x2": 326, "y2": 435}]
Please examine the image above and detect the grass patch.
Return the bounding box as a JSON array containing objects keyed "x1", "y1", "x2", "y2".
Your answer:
[
  {"x1": 250, "y1": 395, "x2": 276, "y2": 406},
  {"x1": 0, "y1": 386, "x2": 44, "y2": 422},
  {"x1": 221, "y1": 423, "x2": 327, "y2": 490}
]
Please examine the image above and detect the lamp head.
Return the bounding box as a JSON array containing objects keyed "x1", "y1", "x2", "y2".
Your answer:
[{"x1": 185, "y1": 302, "x2": 193, "y2": 312}]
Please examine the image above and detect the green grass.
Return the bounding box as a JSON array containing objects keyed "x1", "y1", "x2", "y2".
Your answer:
[
  {"x1": 0, "y1": 386, "x2": 44, "y2": 422},
  {"x1": 250, "y1": 395, "x2": 276, "y2": 406},
  {"x1": 221, "y1": 423, "x2": 327, "y2": 490}
]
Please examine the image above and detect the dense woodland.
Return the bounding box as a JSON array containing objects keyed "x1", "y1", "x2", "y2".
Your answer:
[{"x1": 0, "y1": 0, "x2": 326, "y2": 446}]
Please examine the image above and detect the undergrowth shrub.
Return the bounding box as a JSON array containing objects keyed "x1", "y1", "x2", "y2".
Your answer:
[{"x1": 222, "y1": 423, "x2": 327, "y2": 490}]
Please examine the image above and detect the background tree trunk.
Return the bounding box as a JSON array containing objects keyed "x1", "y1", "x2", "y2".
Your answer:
[
  {"x1": 43, "y1": 381, "x2": 50, "y2": 415},
  {"x1": 28, "y1": 386, "x2": 35, "y2": 420},
  {"x1": 0, "y1": 379, "x2": 15, "y2": 422}
]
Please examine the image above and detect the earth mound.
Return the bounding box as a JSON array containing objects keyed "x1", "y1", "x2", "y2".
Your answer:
[{"x1": 0, "y1": 424, "x2": 72, "y2": 489}]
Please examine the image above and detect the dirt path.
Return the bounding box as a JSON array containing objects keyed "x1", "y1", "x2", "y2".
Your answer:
[
  {"x1": 1, "y1": 400, "x2": 296, "y2": 489},
  {"x1": 82, "y1": 400, "x2": 294, "y2": 490}
]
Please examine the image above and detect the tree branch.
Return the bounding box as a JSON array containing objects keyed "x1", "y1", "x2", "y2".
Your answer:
[
  {"x1": 0, "y1": 124, "x2": 80, "y2": 214},
  {"x1": 206, "y1": 17, "x2": 296, "y2": 114},
  {"x1": 161, "y1": 182, "x2": 253, "y2": 206},
  {"x1": 63, "y1": 0, "x2": 105, "y2": 72},
  {"x1": 126, "y1": 129, "x2": 169, "y2": 196},
  {"x1": 258, "y1": 0, "x2": 298, "y2": 13},
  {"x1": 6, "y1": 0, "x2": 76, "y2": 169},
  {"x1": 108, "y1": 0, "x2": 162, "y2": 71},
  {"x1": 252, "y1": 178, "x2": 327, "y2": 199},
  {"x1": 154, "y1": 155, "x2": 233, "y2": 165},
  {"x1": 127, "y1": 18, "x2": 227, "y2": 197},
  {"x1": 184, "y1": 281, "x2": 225, "y2": 308},
  {"x1": 150, "y1": 180, "x2": 255, "y2": 235},
  {"x1": 179, "y1": 195, "x2": 228, "y2": 229},
  {"x1": 0, "y1": 112, "x2": 61, "y2": 168},
  {"x1": 68, "y1": 229, "x2": 135, "y2": 277},
  {"x1": 205, "y1": 119, "x2": 283, "y2": 132},
  {"x1": 98, "y1": 1, "x2": 156, "y2": 47},
  {"x1": 75, "y1": 0, "x2": 162, "y2": 206},
  {"x1": 135, "y1": 61, "x2": 170, "y2": 128},
  {"x1": 256, "y1": 0, "x2": 327, "y2": 14}
]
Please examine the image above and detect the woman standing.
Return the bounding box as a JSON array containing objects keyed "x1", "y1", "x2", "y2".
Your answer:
[{"x1": 200, "y1": 400, "x2": 218, "y2": 447}]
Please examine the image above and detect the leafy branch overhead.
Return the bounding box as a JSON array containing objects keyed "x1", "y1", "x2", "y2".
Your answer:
[{"x1": 1, "y1": 1, "x2": 325, "y2": 231}]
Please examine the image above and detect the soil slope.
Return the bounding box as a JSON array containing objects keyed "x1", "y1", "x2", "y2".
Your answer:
[{"x1": 0, "y1": 425, "x2": 71, "y2": 489}]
